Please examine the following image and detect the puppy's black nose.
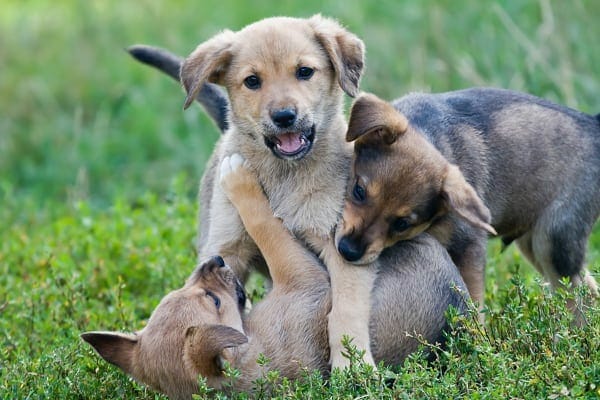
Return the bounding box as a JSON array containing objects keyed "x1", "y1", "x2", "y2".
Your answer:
[
  {"x1": 337, "y1": 237, "x2": 365, "y2": 262},
  {"x1": 212, "y1": 255, "x2": 225, "y2": 268},
  {"x1": 271, "y1": 108, "x2": 296, "y2": 128}
]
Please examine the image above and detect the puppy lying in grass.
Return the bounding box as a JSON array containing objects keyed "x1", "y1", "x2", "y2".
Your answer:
[
  {"x1": 336, "y1": 90, "x2": 599, "y2": 317},
  {"x1": 82, "y1": 154, "x2": 468, "y2": 399}
]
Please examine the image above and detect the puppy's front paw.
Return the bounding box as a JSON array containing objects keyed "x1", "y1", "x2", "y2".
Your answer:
[
  {"x1": 219, "y1": 153, "x2": 259, "y2": 202},
  {"x1": 219, "y1": 153, "x2": 245, "y2": 182}
]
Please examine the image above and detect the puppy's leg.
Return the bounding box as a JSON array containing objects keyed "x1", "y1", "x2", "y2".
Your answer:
[
  {"x1": 531, "y1": 217, "x2": 598, "y2": 295},
  {"x1": 518, "y1": 212, "x2": 598, "y2": 325},
  {"x1": 220, "y1": 155, "x2": 376, "y2": 367},
  {"x1": 199, "y1": 188, "x2": 259, "y2": 283},
  {"x1": 534, "y1": 216, "x2": 597, "y2": 294},
  {"x1": 320, "y1": 242, "x2": 377, "y2": 368},
  {"x1": 448, "y1": 233, "x2": 487, "y2": 322},
  {"x1": 219, "y1": 154, "x2": 322, "y2": 288}
]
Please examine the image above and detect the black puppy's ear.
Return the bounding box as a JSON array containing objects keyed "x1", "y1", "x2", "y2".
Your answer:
[
  {"x1": 440, "y1": 165, "x2": 497, "y2": 235},
  {"x1": 81, "y1": 331, "x2": 138, "y2": 375},
  {"x1": 183, "y1": 324, "x2": 248, "y2": 376},
  {"x1": 346, "y1": 93, "x2": 409, "y2": 145},
  {"x1": 181, "y1": 30, "x2": 235, "y2": 109},
  {"x1": 309, "y1": 14, "x2": 365, "y2": 97}
]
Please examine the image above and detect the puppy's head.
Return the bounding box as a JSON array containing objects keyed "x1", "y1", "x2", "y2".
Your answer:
[
  {"x1": 335, "y1": 93, "x2": 496, "y2": 264},
  {"x1": 180, "y1": 15, "x2": 364, "y2": 161},
  {"x1": 81, "y1": 256, "x2": 248, "y2": 398}
]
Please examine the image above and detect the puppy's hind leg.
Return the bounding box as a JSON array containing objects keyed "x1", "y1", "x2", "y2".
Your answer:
[
  {"x1": 525, "y1": 209, "x2": 598, "y2": 323},
  {"x1": 531, "y1": 217, "x2": 598, "y2": 295}
]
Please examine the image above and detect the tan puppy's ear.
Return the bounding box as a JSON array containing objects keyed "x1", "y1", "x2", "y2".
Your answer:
[
  {"x1": 440, "y1": 165, "x2": 497, "y2": 235},
  {"x1": 81, "y1": 331, "x2": 138, "y2": 375},
  {"x1": 309, "y1": 14, "x2": 364, "y2": 97},
  {"x1": 347, "y1": 93, "x2": 409, "y2": 145},
  {"x1": 183, "y1": 324, "x2": 248, "y2": 376},
  {"x1": 181, "y1": 30, "x2": 235, "y2": 109}
]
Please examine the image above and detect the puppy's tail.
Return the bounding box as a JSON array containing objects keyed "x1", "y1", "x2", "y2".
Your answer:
[
  {"x1": 500, "y1": 235, "x2": 515, "y2": 252},
  {"x1": 127, "y1": 44, "x2": 229, "y2": 133}
]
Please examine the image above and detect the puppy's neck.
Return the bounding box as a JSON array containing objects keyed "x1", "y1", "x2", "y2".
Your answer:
[{"x1": 266, "y1": 117, "x2": 351, "y2": 239}]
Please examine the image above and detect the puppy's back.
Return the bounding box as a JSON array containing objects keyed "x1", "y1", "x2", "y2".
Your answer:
[{"x1": 392, "y1": 88, "x2": 600, "y2": 233}]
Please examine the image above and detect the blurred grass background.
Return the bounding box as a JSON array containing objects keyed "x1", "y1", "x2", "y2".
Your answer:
[
  {"x1": 1, "y1": 0, "x2": 600, "y2": 398},
  {"x1": 2, "y1": 0, "x2": 599, "y2": 207}
]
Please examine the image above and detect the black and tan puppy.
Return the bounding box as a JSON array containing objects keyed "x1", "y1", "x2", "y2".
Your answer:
[
  {"x1": 336, "y1": 90, "x2": 599, "y2": 313},
  {"x1": 82, "y1": 154, "x2": 467, "y2": 399}
]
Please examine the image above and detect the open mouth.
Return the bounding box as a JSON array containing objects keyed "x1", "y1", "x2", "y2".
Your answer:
[{"x1": 264, "y1": 125, "x2": 315, "y2": 160}]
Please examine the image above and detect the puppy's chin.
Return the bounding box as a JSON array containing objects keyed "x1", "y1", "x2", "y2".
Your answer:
[
  {"x1": 346, "y1": 251, "x2": 380, "y2": 266},
  {"x1": 264, "y1": 125, "x2": 316, "y2": 161}
]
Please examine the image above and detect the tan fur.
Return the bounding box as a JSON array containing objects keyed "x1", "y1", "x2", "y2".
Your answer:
[
  {"x1": 181, "y1": 16, "x2": 375, "y2": 367},
  {"x1": 82, "y1": 256, "x2": 248, "y2": 398},
  {"x1": 82, "y1": 155, "x2": 468, "y2": 398}
]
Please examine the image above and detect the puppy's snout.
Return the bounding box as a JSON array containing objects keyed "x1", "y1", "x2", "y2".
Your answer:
[
  {"x1": 271, "y1": 108, "x2": 297, "y2": 128},
  {"x1": 337, "y1": 236, "x2": 366, "y2": 262}
]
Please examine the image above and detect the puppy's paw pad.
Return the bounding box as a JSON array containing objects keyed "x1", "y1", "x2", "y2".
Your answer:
[
  {"x1": 220, "y1": 154, "x2": 246, "y2": 180},
  {"x1": 230, "y1": 153, "x2": 244, "y2": 170},
  {"x1": 219, "y1": 156, "x2": 232, "y2": 181}
]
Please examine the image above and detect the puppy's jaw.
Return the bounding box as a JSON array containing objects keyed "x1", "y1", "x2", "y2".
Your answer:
[
  {"x1": 334, "y1": 207, "x2": 386, "y2": 265},
  {"x1": 262, "y1": 123, "x2": 316, "y2": 160},
  {"x1": 185, "y1": 260, "x2": 247, "y2": 332}
]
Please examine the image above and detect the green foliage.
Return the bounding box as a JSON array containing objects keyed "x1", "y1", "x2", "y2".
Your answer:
[
  {"x1": 2, "y1": 0, "x2": 600, "y2": 399},
  {"x1": 0, "y1": 178, "x2": 196, "y2": 399},
  {"x1": 2, "y1": 0, "x2": 600, "y2": 206},
  {"x1": 2, "y1": 184, "x2": 599, "y2": 399}
]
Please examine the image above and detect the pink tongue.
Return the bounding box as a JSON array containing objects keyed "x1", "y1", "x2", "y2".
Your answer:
[{"x1": 276, "y1": 132, "x2": 303, "y2": 154}]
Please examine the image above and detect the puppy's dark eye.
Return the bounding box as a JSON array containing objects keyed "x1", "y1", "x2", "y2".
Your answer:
[
  {"x1": 352, "y1": 182, "x2": 366, "y2": 203},
  {"x1": 244, "y1": 75, "x2": 261, "y2": 90},
  {"x1": 236, "y1": 281, "x2": 246, "y2": 310},
  {"x1": 296, "y1": 66, "x2": 314, "y2": 80},
  {"x1": 206, "y1": 291, "x2": 221, "y2": 309},
  {"x1": 391, "y1": 217, "x2": 411, "y2": 233}
]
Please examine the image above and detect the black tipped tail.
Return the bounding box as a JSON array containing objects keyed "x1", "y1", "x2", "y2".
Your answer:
[
  {"x1": 126, "y1": 44, "x2": 229, "y2": 133},
  {"x1": 127, "y1": 44, "x2": 182, "y2": 82}
]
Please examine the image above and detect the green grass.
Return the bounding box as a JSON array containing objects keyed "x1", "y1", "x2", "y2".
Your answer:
[{"x1": 1, "y1": 0, "x2": 600, "y2": 398}]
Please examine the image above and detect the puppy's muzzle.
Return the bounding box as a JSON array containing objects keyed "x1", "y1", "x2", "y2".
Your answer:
[
  {"x1": 263, "y1": 121, "x2": 316, "y2": 161},
  {"x1": 337, "y1": 236, "x2": 366, "y2": 263}
]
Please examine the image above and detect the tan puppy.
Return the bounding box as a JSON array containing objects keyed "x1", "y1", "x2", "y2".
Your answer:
[
  {"x1": 336, "y1": 91, "x2": 599, "y2": 314},
  {"x1": 179, "y1": 15, "x2": 375, "y2": 366},
  {"x1": 82, "y1": 154, "x2": 468, "y2": 399}
]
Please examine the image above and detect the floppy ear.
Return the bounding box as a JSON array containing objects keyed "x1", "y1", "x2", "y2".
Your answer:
[
  {"x1": 183, "y1": 324, "x2": 248, "y2": 376},
  {"x1": 440, "y1": 165, "x2": 497, "y2": 235},
  {"x1": 346, "y1": 92, "x2": 409, "y2": 145},
  {"x1": 309, "y1": 14, "x2": 365, "y2": 97},
  {"x1": 81, "y1": 331, "x2": 138, "y2": 375},
  {"x1": 181, "y1": 30, "x2": 235, "y2": 109}
]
